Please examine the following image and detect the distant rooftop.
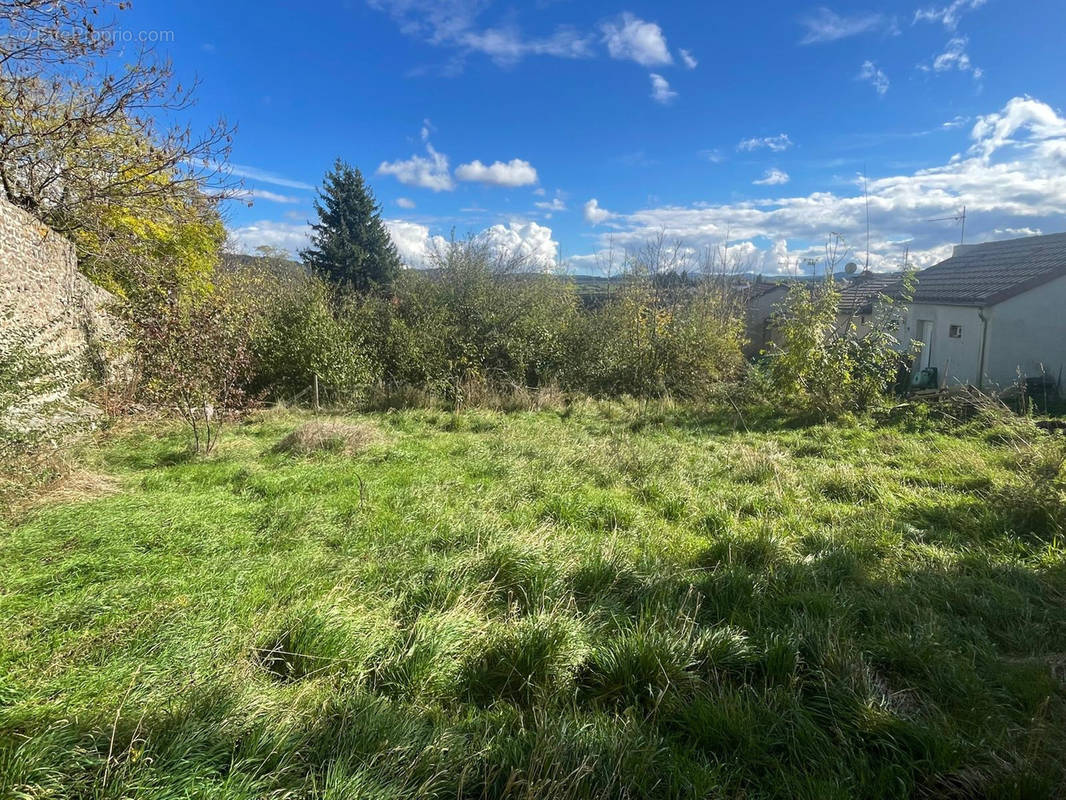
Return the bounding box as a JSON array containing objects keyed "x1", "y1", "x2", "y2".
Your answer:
[
  {"x1": 838, "y1": 271, "x2": 904, "y2": 315},
  {"x1": 913, "y1": 231, "x2": 1066, "y2": 306}
]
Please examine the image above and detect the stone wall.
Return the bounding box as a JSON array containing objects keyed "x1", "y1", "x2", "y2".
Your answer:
[{"x1": 0, "y1": 197, "x2": 116, "y2": 360}]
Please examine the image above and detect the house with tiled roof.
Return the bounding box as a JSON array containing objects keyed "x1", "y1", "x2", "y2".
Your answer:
[
  {"x1": 835, "y1": 271, "x2": 904, "y2": 336},
  {"x1": 903, "y1": 232, "x2": 1066, "y2": 391}
]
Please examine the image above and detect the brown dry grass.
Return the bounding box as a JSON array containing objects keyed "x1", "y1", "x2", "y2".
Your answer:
[
  {"x1": 273, "y1": 419, "x2": 381, "y2": 457},
  {"x1": 8, "y1": 468, "x2": 120, "y2": 518}
]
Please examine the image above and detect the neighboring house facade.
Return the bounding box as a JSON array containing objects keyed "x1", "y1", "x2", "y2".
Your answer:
[
  {"x1": 742, "y1": 281, "x2": 790, "y2": 357},
  {"x1": 903, "y1": 232, "x2": 1066, "y2": 391}
]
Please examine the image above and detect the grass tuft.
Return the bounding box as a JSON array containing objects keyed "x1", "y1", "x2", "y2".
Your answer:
[{"x1": 273, "y1": 419, "x2": 380, "y2": 456}]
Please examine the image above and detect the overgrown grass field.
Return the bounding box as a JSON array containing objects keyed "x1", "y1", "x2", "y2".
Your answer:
[{"x1": 2, "y1": 403, "x2": 1065, "y2": 798}]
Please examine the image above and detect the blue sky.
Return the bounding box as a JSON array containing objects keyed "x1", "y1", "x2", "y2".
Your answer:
[{"x1": 119, "y1": 0, "x2": 1066, "y2": 273}]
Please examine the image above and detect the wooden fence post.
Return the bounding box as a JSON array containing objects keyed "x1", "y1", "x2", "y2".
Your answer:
[{"x1": 313, "y1": 373, "x2": 320, "y2": 414}]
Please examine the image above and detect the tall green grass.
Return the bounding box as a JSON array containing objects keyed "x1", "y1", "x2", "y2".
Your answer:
[{"x1": 1, "y1": 403, "x2": 1064, "y2": 798}]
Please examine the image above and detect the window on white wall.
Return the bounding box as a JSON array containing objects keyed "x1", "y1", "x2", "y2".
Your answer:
[{"x1": 949, "y1": 325, "x2": 963, "y2": 339}]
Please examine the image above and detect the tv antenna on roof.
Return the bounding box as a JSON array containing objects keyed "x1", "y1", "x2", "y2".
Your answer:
[
  {"x1": 863, "y1": 167, "x2": 871, "y2": 272},
  {"x1": 926, "y1": 205, "x2": 967, "y2": 245}
]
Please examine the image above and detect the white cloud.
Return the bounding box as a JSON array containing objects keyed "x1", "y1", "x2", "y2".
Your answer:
[
  {"x1": 455, "y1": 158, "x2": 539, "y2": 187},
  {"x1": 385, "y1": 219, "x2": 449, "y2": 268},
  {"x1": 913, "y1": 0, "x2": 987, "y2": 30},
  {"x1": 569, "y1": 96, "x2": 1066, "y2": 276},
  {"x1": 737, "y1": 133, "x2": 793, "y2": 152},
  {"x1": 228, "y1": 213, "x2": 560, "y2": 272},
  {"x1": 798, "y1": 8, "x2": 887, "y2": 44},
  {"x1": 228, "y1": 220, "x2": 311, "y2": 255},
  {"x1": 583, "y1": 198, "x2": 613, "y2": 225},
  {"x1": 534, "y1": 196, "x2": 567, "y2": 215},
  {"x1": 601, "y1": 12, "x2": 672, "y2": 66},
  {"x1": 475, "y1": 220, "x2": 559, "y2": 268},
  {"x1": 679, "y1": 48, "x2": 697, "y2": 69},
  {"x1": 236, "y1": 188, "x2": 302, "y2": 204},
  {"x1": 858, "y1": 60, "x2": 889, "y2": 95},
  {"x1": 377, "y1": 143, "x2": 454, "y2": 192},
  {"x1": 701, "y1": 148, "x2": 725, "y2": 164},
  {"x1": 649, "y1": 73, "x2": 677, "y2": 105},
  {"x1": 380, "y1": 217, "x2": 560, "y2": 269},
  {"x1": 222, "y1": 163, "x2": 314, "y2": 191},
  {"x1": 753, "y1": 168, "x2": 790, "y2": 186},
  {"x1": 968, "y1": 96, "x2": 1066, "y2": 160},
  {"x1": 929, "y1": 36, "x2": 974, "y2": 73},
  {"x1": 368, "y1": 0, "x2": 592, "y2": 66},
  {"x1": 420, "y1": 118, "x2": 434, "y2": 141},
  {"x1": 459, "y1": 25, "x2": 592, "y2": 64},
  {"x1": 396, "y1": 197, "x2": 416, "y2": 209}
]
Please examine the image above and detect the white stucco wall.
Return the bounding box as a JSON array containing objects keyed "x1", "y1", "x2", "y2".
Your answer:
[
  {"x1": 902, "y1": 274, "x2": 1066, "y2": 390},
  {"x1": 983, "y1": 274, "x2": 1066, "y2": 390},
  {"x1": 902, "y1": 304, "x2": 985, "y2": 387}
]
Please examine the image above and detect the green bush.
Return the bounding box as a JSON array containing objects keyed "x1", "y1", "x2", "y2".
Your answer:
[
  {"x1": 359, "y1": 238, "x2": 580, "y2": 405},
  {"x1": 249, "y1": 277, "x2": 376, "y2": 404},
  {"x1": 765, "y1": 275, "x2": 914, "y2": 417},
  {"x1": 565, "y1": 279, "x2": 746, "y2": 399}
]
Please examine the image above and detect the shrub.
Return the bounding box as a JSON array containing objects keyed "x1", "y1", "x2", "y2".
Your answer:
[
  {"x1": 765, "y1": 274, "x2": 914, "y2": 417},
  {"x1": 124, "y1": 280, "x2": 253, "y2": 454},
  {"x1": 367, "y1": 238, "x2": 580, "y2": 406},
  {"x1": 565, "y1": 278, "x2": 745, "y2": 399},
  {"x1": 249, "y1": 276, "x2": 376, "y2": 405}
]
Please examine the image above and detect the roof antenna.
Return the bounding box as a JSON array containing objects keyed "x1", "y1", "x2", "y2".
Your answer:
[
  {"x1": 926, "y1": 205, "x2": 967, "y2": 245},
  {"x1": 863, "y1": 167, "x2": 871, "y2": 273}
]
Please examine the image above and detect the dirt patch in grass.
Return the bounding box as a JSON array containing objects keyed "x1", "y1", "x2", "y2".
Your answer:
[{"x1": 274, "y1": 420, "x2": 382, "y2": 457}]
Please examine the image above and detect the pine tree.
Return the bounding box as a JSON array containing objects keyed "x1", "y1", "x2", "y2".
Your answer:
[{"x1": 300, "y1": 159, "x2": 402, "y2": 292}]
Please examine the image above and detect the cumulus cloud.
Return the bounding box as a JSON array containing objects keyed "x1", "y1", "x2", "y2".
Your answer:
[
  {"x1": 753, "y1": 168, "x2": 790, "y2": 186},
  {"x1": 569, "y1": 96, "x2": 1066, "y2": 275},
  {"x1": 396, "y1": 197, "x2": 416, "y2": 209},
  {"x1": 601, "y1": 12, "x2": 672, "y2": 66},
  {"x1": 737, "y1": 133, "x2": 793, "y2": 152},
  {"x1": 455, "y1": 158, "x2": 539, "y2": 187},
  {"x1": 649, "y1": 73, "x2": 677, "y2": 105},
  {"x1": 968, "y1": 96, "x2": 1066, "y2": 160},
  {"x1": 377, "y1": 143, "x2": 454, "y2": 192},
  {"x1": 798, "y1": 7, "x2": 887, "y2": 44},
  {"x1": 679, "y1": 48, "x2": 697, "y2": 69},
  {"x1": 475, "y1": 220, "x2": 559, "y2": 268},
  {"x1": 228, "y1": 220, "x2": 311, "y2": 255},
  {"x1": 227, "y1": 213, "x2": 559, "y2": 272},
  {"x1": 384, "y1": 219, "x2": 449, "y2": 268},
  {"x1": 858, "y1": 60, "x2": 889, "y2": 95},
  {"x1": 583, "y1": 198, "x2": 613, "y2": 225}
]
